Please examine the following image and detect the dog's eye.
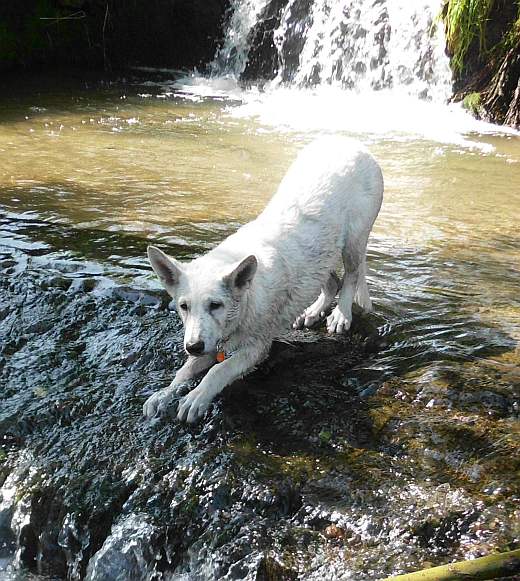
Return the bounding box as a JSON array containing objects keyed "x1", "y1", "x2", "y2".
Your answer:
[
  {"x1": 209, "y1": 301, "x2": 223, "y2": 311},
  {"x1": 179, "y1": 302, "x2": 188, "y2": 311}
]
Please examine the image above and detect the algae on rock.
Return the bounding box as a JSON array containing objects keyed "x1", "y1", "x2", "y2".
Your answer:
[{"x1": 443, "y1": 0, "x2": 520, "y2": 128}]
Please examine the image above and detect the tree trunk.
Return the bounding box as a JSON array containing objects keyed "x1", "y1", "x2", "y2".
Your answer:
[{"x1": 382, "y1": 548, "x2": 520, "y2": 581}]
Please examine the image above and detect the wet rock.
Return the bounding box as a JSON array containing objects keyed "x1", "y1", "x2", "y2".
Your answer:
[
  {"x1": 241, "y1": 0, "x2": 291, "y2": 83},
  {"x1": 414, "y1": 511, "x2": 480, "y2": 552},
  {"x1": 85, "y1": 514, "x2": 160, "y2": 581},
  {"x1": 256, "y1": 555, "x2": 298, "y2": 580},
  {"x1": 0, "y1": 253, "x2": 519, "y2": 580}
]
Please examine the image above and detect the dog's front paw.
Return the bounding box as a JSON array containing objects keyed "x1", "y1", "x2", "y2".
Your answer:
[
  {"x1": 326, "y1": 306, "x2": 351, "y2": 334},
  {"x1": 143, "y1": 387, "x2": 177, "y2": 419},
  {"x1": 177, "y1": 386, "x2": 214, "y2": 424},
  {"x1": 292, "y1": 313, "x2": 304, "y2": 329}
]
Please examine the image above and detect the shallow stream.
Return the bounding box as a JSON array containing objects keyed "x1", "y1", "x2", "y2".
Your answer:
[{"x1": 0, "y1": 71, "x2": 519, "y2": 580}]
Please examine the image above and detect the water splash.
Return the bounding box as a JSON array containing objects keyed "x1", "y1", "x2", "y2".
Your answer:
[
  {"x1": 213, "y1": 0, "x2": 452, "y2": 100},
  {"x1": 211, "y1": 0, "x2": 271, "y2": 78},
  {"x1": 171, "y1": 0, "x2": 520, "y2": 147}
]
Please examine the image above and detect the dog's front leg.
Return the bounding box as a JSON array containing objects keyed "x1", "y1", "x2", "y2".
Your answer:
[
  {"x1": 173, "y1": 354, "x2": 215, "y2": 386},
  {"x1": 143, "y1": 354, "x2": 215, "y2": 419},
  {"x1": 177, "y1": 342, "x2": 267, "y2": 423}
]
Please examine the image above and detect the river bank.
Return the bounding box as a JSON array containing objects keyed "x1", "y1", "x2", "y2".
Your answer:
[{"x1": 444, "y1": 0, "x2": 520, "y2": 129}]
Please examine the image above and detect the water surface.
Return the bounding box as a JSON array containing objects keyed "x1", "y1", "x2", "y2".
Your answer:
[
  {"x1": 2, "y1": 72, "x2": 519, "y2": 354},
  {"x1": 1, "y1": 71, "x2": 519, "y2": 579}
]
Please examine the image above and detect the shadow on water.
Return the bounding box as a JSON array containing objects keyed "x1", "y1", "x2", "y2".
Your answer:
[
  {"x1": 1, "y1": 208, "x2": 518, "y2": 579},
  {"x1": 0, "y1": 71, "x2": 185, "y2": 125}
]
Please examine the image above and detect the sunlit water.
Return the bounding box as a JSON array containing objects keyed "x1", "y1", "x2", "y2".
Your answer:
[
  {"x1": 1, "y1": 72, "x2": 519, "y2": 327},
  {"x1": 2, "y1": 71, "x2": 520, "y2": 369},
  {"x1": 0, "y1": 71, "x2": 519, "y2": 578}
]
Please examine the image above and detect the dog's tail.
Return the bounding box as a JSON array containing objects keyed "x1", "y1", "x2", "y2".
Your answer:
[{"x1": 354, "y1": 260, "x2": 373, "y2": 312}]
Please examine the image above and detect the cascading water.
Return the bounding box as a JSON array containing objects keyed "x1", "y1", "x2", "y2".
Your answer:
[
  {"x1": 211, "y1": 0, "x2": 271, "y2": 78},
  {"x1": 173, "y1": 0, "x2": 512, "y2": 149},
  {"x1": 212, "y1": 0, "x2": 452, "y2": 101}
]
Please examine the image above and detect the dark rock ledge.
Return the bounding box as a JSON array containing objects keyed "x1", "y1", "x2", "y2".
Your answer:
[{"x1": 0, "y1": 259, "x2": 518, "y2": 580}]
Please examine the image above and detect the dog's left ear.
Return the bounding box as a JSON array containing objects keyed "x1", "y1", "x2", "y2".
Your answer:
[
  {"x1": 224, "y1": 255, "x2": 257, "y2": 294},
  {"x1": 147, "y1": 245, "x2": 183, "y2": 289}
]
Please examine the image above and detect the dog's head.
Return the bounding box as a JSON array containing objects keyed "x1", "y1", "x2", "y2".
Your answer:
[{"x1": 147, "y1": 246, "x2": 257, "y2": 356}]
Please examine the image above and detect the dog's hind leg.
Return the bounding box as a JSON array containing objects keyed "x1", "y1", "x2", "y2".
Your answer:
[
  {"x1": 293, "y1": 271, "x2": 341, "y2": 329},
  {"x1": 354, "y1": 258, "x2": 373, "y2": 312},
  {"x1": 327, "y1": 234, "x2": 369, "y2": 334}
]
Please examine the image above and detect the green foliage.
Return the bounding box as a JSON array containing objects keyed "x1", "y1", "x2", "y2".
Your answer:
[
  {"x1": 462, "y1": 91, "x2": 481, "y2": 114},
  {"x1": 444, "y1": 0, "x2": 496, "y2": 72},
  {"x1": 502, "y1": 11, "x2": 520, "y2": 52},
  {"x1": 443, "y1": 0, "x2": 520, "y2": 73}
]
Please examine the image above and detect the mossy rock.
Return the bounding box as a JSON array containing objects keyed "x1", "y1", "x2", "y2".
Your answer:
[{"x1": 462, "y1": 92, "x2": 482, "y2": 117}]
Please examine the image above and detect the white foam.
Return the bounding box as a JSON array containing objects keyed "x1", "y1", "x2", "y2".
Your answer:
[
  {"x1": 173, "y1": 77, "x2": 518, "y2": 150},
  {"x1": 170, "y1": 0, "x2": 520, "y2": 151}
]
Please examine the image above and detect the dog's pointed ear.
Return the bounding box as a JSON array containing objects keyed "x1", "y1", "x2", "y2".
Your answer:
[
  {"x1": 147, "y1": 246, "x2": 183, "y2": 288},
  {"x1": 223, "y1": 255, "x2": 257, "y2": 293}
]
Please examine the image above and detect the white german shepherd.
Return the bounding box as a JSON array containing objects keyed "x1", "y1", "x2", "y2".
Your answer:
[{"x1": 144, "y1": 136, "x2": 383, "y2": 423}]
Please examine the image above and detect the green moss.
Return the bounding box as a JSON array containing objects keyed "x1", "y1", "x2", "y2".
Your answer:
[
  {"x1": 462, "y1": 92, "x2": 482, "y2": 115},
  {"x1": 229, "y1": 437, "x2": 321, "y2": 483},
  {"x1": 318, "y1": 430, "x2": 332, "y2": 445},
  {"x1": 443, "y1": 0, "x2": 520, "y2": 73},
  {"x1": 443, "y1": 0, "x2": 496, "y2": 72}
]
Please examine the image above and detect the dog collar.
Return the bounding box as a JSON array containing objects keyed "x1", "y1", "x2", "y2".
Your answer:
[{"x1": 216, "y1": 336, "x2": 230, "y2": 363}]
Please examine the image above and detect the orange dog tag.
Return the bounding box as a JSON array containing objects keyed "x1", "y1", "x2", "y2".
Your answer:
[{"x1": 216, "y1": 351, "x2": 226, "y2": 363}]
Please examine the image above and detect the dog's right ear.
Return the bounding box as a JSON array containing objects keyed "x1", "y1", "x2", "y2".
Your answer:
[
  {"x1": 147, "y1": 246, "x2": 183, "y2": 288},
  {"x1": 223, "y1": 255, "x2": 258, "y2": 295}
]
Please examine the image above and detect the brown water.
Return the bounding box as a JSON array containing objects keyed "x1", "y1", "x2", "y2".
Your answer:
[
  {"x1": 2, "y1": 72, "x2": 519, "y2": 342},
  {"x1": 0, "y1": 71, "x2": 519, "y2": 580}
]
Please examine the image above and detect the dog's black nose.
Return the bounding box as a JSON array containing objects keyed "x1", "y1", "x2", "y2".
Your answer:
[{"x1": 186, "y1": 341, "x2": 205, "y2": 355}]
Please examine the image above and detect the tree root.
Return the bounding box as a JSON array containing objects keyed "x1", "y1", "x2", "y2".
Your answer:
[{"x1": 382, "y1": 548, "x2": 520, "y2": 581}]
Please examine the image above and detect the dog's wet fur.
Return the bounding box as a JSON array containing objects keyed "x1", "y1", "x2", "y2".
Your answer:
[{"x1": 144, "y1": 136, "x2": 384, "y2": 423}]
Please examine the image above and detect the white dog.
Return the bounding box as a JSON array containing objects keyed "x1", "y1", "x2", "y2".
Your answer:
[{"x1": 143, "y1": 136, "x2": 383, "y2": 423}]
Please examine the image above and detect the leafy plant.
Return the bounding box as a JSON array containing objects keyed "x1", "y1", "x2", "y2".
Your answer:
[
  {"x1": 444, "y1": 0, "x2": 496, "y2": 71},
  {"x1": 462, "y1": 91, "x2": 481, "y2": 114}
]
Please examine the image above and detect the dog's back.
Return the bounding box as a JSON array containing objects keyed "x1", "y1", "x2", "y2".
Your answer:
[
  {"x1": 214, "y1": 136, "x2": 384, "y2": 333},
  {"x1": 262, "y1": 136, "x2": 383, "y2": 229}
]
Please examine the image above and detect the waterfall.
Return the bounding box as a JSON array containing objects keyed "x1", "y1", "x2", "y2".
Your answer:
[
  {"x1": 211, "y1": 0, "x2": 271, "y2": 77},
  {"x1": 212, "y1": 0, "x2": 452, "y2": 101}
]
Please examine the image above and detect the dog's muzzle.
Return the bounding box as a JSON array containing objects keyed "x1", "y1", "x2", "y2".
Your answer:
[{"x1": 185, "y1": 341, "x2": 205, "y2": 355}]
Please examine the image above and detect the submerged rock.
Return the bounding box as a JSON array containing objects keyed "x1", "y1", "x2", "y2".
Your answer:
[{"x1": 0, "y1": 249, "x2": 519, "y2": 580}]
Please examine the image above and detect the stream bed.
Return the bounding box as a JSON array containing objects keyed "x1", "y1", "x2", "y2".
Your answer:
[{"x1": 0, "y1": 71, "x2": 519, "y2": 580}]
